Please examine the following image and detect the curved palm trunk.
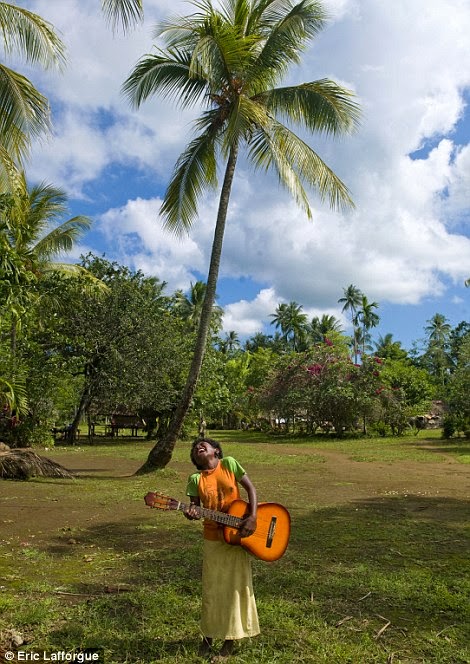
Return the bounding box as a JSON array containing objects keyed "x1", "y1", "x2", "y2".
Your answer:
[{"x1": 136, "y1": 144, "x2": 239, "y2": 473}]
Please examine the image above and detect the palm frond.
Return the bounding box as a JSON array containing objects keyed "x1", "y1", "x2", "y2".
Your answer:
[
  {"x1": 249, "y1": 118, "x2": 354, "y2": 212},
  {"x1": 160, "y1": 124, "x2": 219, "y2": 233},
  {"x1": 222, "y1": 94, "x2": 269, "y2": 155},
  {"x1": 0, "y1": 145, "x2": 24, "y2": 193},
  {"x1": 219, "y1": 0, "x2": 252, "y2": 30},
  {"x1": 33, "y1": 216, "x2": 92, "y2": 260},
  {"x1": 41, "y1": 263, "x2": 109, "y2": 294},
  {"x1": 248, "y1": 0, "x2": 327, "y2": 86},
  {"x1": 122, "y1": 50, "x2": 208, "y2": 109},
  {"x1": 0, "y1": 64, "x2": 51, "y2": 162},
  {"x1": 190, "y1": 15, "x2": 258, "y2": 86},
  {"x1": 256, "y1": 79, "x2": 361, "y2": 136},
  {"x1": 101, "y1": 0, "x2": 144, "y2": 33},
  {"x1": 248, "y1": 124, "x2": 311, "y2": 216},
  {"x1": 0, "y1": 3, "x2": 65, "y2": 69},
  {"x1": 0, "y1": 375, "x2": 28, "y2": 415}
]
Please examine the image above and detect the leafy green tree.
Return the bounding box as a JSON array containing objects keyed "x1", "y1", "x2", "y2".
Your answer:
[
  {"x1": 444, "y1": 334, "x2": 470, "y2": 438},
  {"x1": 449, "y1": 321, "x2": 470, "y2": 370},
  {"x1": 379, "y1": 358, "x2": 435, "y2": 408},
  {"x1": 40, "y1": 256, "x2": 187, "y2": 443},
  {"x1": 123, "y1": 0, "x2": 360, "y2": 471}
]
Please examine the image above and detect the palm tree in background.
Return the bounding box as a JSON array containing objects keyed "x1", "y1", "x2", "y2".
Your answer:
[
  {"x1": 174, "y1": 280, "x2": 223, "y2": 332},
  {"x1": 270, "y1": 302, "x2": 308, "y2": 351},
  {"x1": 309, "y1": 313, "x2": 342, "y2": 343},
  {"x1": 354, "y1": 294, "x2": 379, "y2": 356},
  {"x1": 338, "y1": 284, "x2": 362, "y2": 361},
  {"x1": 123, "y1": 0, "x2": 360, "y2": 471},
  {"x1": 424, "y1": 313, "x2": 452, "y2": 387},
  {"x1": 0, "y1": 3, "x2": 65, "y2": 187},
  {"x1": 218, "y1": 330, "x2": 240, "y2": 354},
  {"x1": 374, "y1": 333, "x2": 407, "y2": 361}
]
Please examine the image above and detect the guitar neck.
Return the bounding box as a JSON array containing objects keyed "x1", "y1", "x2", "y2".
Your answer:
[{"x1": 176, "y1": 500, "x2": 243, "y2": 529}]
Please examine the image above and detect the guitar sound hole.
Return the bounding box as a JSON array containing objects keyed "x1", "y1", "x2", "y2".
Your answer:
[{"x1": 266, "y1": 516, "x2": 277, "y2": 548}]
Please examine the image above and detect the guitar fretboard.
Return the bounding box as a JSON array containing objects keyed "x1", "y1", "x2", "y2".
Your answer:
[{"x1": 175, "y1": 500, "x2": 243, "y2": 529}]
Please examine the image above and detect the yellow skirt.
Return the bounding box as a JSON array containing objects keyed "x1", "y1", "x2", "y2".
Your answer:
[{"x1": 201, "y1": 538, "x2": 260, "y2": 640}]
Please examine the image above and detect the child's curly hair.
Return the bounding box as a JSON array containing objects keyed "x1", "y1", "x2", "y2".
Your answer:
[{"x1": 190, "y1": 437, "x2": 224, "y2": 469}]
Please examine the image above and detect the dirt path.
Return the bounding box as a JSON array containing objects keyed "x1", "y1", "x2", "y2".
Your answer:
[{"x1": 1, "y1": 444, "x2": 468, "y2": 547}]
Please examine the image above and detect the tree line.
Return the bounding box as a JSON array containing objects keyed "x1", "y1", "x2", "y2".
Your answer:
[{"x1": 1, "y1": 245, "x2": 468, "y2": 449}]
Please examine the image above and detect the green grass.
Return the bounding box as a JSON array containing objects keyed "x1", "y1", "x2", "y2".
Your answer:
[{"x1": 1, "y1": 432, "x2": 469, "y2": 663}]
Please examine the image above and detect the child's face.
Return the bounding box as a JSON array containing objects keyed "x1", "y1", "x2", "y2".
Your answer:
[{"x1": 193, "y1": 440, "x2": 218, "y2": 467}]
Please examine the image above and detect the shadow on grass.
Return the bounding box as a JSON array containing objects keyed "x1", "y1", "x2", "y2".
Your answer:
[{"x1": 39, "y1": 493, "x2": 470, "y2": 662}]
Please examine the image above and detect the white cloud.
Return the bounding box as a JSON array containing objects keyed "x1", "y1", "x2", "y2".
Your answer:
[
  {"x1": 98, "y1": 197, "x2": 205, "y2": 289},
  {"x1": 222, "y1": 288, "x2": 280, "y2": 336}
]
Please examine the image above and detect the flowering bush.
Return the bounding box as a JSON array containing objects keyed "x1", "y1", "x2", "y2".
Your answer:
[{"x1": 258, "y1": 346, "x2": 384, "y2": 435}]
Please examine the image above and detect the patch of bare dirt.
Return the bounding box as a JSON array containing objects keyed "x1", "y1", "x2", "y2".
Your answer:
[{"x1": 0, "y1": 442, "x2": 468, "y2": 546}]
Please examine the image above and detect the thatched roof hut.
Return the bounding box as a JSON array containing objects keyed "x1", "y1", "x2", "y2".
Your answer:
[{"x1": 0, "y1": 449, "x2": 74, "y2": 480}]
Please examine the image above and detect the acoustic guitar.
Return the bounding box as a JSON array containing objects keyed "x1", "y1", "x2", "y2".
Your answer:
[{"x1": 144, "y1": 491, "x2": 291, "y2": 562}]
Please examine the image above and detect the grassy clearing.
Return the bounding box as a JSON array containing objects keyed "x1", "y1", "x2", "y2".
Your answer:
[{"x1": 1, "y1": 432, "x2": 469, "y2": 663}]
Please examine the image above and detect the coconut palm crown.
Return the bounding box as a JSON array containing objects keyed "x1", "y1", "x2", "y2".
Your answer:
[
  {"x1": 123, "y1": 0, "x2": 360, "y2": 471},
  {"x1": 124, "y1": 0, "x2": 360, "y2": 231}
]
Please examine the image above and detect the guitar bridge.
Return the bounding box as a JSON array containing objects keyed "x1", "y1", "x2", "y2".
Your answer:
[{"x1": 266, "y1": 516, "x2": 277, "y2": 548}]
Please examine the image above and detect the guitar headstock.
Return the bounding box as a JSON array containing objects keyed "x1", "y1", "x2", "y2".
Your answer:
[{"x1": 144, "y1": 491, "x2": 179, "y2": 511}]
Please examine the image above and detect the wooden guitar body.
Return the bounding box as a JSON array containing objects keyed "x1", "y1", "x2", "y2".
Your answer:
[{"x1": 222, "y1": 499, "x2": 291, "y2": 562}]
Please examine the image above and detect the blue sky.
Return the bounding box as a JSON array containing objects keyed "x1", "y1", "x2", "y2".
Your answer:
[{"x1": 18, "y1": 0, "x2": 470, "y2": 350}]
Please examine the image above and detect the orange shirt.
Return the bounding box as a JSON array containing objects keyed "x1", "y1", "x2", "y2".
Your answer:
[{"x1": 186, "y1": 457, "x2": 245, "y2": 540}]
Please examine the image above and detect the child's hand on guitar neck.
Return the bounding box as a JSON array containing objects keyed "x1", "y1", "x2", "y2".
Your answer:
[{"x1": 184, "y1": 503, "x2": 201, "y2": 521}]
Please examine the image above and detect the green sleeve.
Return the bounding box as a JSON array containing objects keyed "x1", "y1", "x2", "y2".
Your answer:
[
  {"x1": 222, "y1": 456, "x2": 246, "y2": 481},
  {"x1": 186, "y1": 472, "x2": 200, "y2": 497}
]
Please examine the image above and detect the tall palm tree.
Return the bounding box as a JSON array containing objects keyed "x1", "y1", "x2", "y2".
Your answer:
[
  {"x1": 338, "y1": 284, "x2": 362, "y2": 361},
  {"x1": 0, "y1": 3, "x2": 66, "y2": 187},
  {"x1": 124, "y1": 0, "x2": 360, "y2": 471},
  {"x1": 354, "y1": 294, "x2": 379, "y2": 356}
]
